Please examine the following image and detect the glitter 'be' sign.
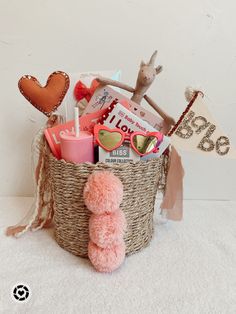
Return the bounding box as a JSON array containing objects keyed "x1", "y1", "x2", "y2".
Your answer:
[{"x1": 175, "y1": 110, "x2": 230, "y2": 156}]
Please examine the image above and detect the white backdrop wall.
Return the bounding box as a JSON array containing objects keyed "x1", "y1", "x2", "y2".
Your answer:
[{"x1": 0, "y1": 0, "x2": 235, "y2": 198}]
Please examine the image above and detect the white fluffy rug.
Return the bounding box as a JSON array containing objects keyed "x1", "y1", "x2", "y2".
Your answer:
[{"x1": 1, "y1": 197, "x2": 236, "y2": 314}]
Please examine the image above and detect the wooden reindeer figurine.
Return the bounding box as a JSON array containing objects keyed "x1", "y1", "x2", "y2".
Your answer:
[{"x1": 96, "y1": 51, "x2": 175, "y2": 132}]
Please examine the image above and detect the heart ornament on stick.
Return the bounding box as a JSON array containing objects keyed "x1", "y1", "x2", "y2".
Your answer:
[{"x1": 18, "y1": 71, "x2": 70, "y2": 116}]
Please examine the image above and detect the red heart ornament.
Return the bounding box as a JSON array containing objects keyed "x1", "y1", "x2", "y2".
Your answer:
[{"x1": 18, "y1": 71, "x2": 70, "y2": 117}]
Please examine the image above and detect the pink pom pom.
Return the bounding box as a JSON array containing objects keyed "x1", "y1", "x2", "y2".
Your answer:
[
  {"x1": 83, "y1": 171, "x2": 123, "y2": 214},
  {"x1": 89, "y1": 211, "x2": 127, "y2": 248},
  {"x1": 88, "y1": 241, "x2": 126, "y2": 272}
]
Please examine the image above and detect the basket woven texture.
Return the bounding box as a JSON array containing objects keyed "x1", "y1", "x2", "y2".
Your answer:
[{"x1": 49, "y1": 154, "x2": 169, "y2": 258}]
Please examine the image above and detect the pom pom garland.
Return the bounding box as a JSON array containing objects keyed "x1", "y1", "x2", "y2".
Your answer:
[{"x1": 84, "y1": 171, "x2": 126, "y2": 272}]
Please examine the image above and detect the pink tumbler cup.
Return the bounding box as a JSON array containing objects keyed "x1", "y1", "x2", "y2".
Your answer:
[{"x1": 60, "y1": 131, "x2": 94, "y2": 164}]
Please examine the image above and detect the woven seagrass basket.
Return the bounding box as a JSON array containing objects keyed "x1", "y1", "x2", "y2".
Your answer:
[{"x1": 48, "y1": 153, "x2": 169, "y2": 258}]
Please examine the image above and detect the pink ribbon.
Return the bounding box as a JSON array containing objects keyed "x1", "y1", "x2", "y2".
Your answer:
[{"x1": 160, "y1": 147, "x2": 184, "y2": 220}]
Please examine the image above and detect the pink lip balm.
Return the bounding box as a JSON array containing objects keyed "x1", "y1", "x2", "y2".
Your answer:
[{"x1": 60, "y1": 107, "x2": 94, "y2": 164}]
